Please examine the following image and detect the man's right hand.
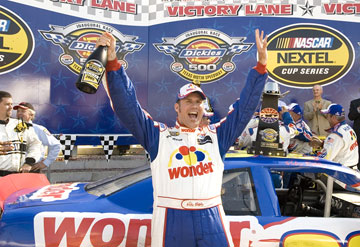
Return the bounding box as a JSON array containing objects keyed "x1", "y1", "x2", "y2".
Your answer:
[
  {"x1": 0, "y1": 141, "x2": 13, "y2": 155},
  {"x1": 96, "y1": 32, "x2": 117, "y2": 62}
]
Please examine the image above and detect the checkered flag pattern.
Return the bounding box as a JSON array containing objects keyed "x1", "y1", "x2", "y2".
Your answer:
[
  {"x1": 59, "y1": 135, "x2": 77, "y2": 164},
  {"x1": 41, "y1": 32, "x2": 74, "y2": 46},
  {"x1": 100, "y1": 135, "x2": 118, "y2": 162},
  {"x1": 155, "y1": 45, "x2": 180, "y2": 55}
]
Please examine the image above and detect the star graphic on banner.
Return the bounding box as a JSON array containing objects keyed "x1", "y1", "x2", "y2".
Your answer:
[
  {"x1": 71, "y1": 111, "x2": 87, "y2": 128},
  {"x1": 207, "y1": 88, "x2": 223, "y2": 105},
  {"x1": 31, "y1": 56, "x2": 51, "y2": 75},
  {"x1": 156, "y1": 78, "x2": 171, "y2": 93},
  {"x1": 52, "y1": 69, "x2": 71, "y2": 88},
  {"x1": 89, "y1": 123, "x2": 107, "y2": 134},
  {"x1": 52, "y1": 99, "x2": 67, "y2": 115},
  {"x1": 299, "y1": 1, "x2": 316, "y2": 16},
  {"x1": 243, "y1": 21, "x2": 260, "y2": 37},
  {"x1": 224, "y1": 79, "x2": 241, "y2": 94},
  {"x1": 154, "y1": 102, "x2": 170, "y2": 118},
  {"x1": 155, "y1": 56, "x2": 171, "y2": 71}
]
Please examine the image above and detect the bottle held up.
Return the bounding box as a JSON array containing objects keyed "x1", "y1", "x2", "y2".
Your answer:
[{"x1": 75, "y1": 45, "x2": 108, "y2": 94}]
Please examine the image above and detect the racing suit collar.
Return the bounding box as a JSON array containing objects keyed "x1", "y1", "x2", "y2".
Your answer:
[
  {"x1": 175, "y1": 120, "x2": 201, "y2": 132},
  {"x1": 325, "y1": 121, "x2": 346, "y2": 133},
  {"x1": 0, "y1": 118, "x2": 9, "y2": 125}
]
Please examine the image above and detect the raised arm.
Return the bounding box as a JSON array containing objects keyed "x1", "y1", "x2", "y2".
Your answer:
[
  {"x1": 216, "y1": 29, "x2": 268, "y2": 157},
  {"x1": 97, "y1": 32, "x2": 160, "y2": 161}
]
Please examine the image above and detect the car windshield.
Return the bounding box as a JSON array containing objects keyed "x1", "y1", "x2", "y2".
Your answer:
[{"x1": 85, "y1": 165, "x2": 152, "y2": 196}]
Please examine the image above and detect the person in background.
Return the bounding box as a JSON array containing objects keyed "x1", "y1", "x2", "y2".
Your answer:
[
  {"x1": 200, "y1": 96, "x2": 214, "y2": 127},
  {"x1": 303, "y1": 84, "x2": 332, "y2": 136},
  {"x1": 14, "y1": 102, "x2": 61, "y2": 172},
  {"x1": 287, "y1": 103, "x2": 313, "y2": 155},
  {"x1": 316, "y1": 104, "x2": 358, "y2": 169},
  {"x1": 0, "y1": 91, "x2": 41, "y2": 176},
  {"x1": 237, "y1": 106, "x2": 298, "y2": 153},
  {"x1": 348, "y1": 96, "x2": 360, "y2": 170}
]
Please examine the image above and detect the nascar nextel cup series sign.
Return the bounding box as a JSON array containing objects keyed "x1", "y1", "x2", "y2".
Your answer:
[
  {"x1": 0, "y1": 6, "x2": 34, "y2": 75},
  {"x1": 267, "y1": 24, "x2": 354, "y2": 88}
]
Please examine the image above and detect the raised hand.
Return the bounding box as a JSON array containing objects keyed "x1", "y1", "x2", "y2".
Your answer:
[
  {"x1": 255, "y1": 29, "x2": 268, "y2": 65},
  {"x1": 96, "y1": 32, "x2": 117, "y2": 61}
]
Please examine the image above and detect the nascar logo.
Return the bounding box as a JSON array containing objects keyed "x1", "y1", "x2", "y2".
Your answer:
[
  {"x1": 267, "y1": 24, "x2": 354, "y2": 88},
  {"x1": 0, "y1": 7, "x2": 34, "y2": 75},
  {"x1": 40, "y1": 21, "x2": 144, "y2": 74},
  {"x1": 154, "y1": 29, "x2": 253, "y2": 84}
]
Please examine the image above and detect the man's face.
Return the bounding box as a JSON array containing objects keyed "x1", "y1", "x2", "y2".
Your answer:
[
  {"x1": 174, "y1": 93, "x2": 204, "y2": 129},
  {"x1": 289, "y1": 111, "x2": 300, "y2": 122},
  {"x1": 16, "y1": 108, "x2": 32, "y2": 122},
  {"x1": 0, "y1": 97, "x2": 13, "y2": 120},
  {"x1": 312, "y1": 85, "x2": 322, "y2": 98},
  {"x1": 326, "y1": 114, "x2": 337, "y2": 127}
]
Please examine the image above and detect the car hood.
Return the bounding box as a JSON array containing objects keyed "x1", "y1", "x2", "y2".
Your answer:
[{"x1": 4, "y1": 182, "x2": 97, "y2": 210}]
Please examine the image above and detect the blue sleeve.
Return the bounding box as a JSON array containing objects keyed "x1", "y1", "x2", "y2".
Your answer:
[
  {"x1": 216, "y1": 68, "x2": 267, "y2": 158},
  {"x1": 106, "y1": 67, "x2": 159, "y2": 161}
]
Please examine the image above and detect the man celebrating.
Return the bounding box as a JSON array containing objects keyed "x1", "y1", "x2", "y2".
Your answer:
[
  {"x1": 97, "y1": 29, "x2": 268, "y2": 247},
  {"x1": 14, "y1": 102, "x2": 61, "y2": 172},
  {"x1": 0, "y1": 91, "x2": 41, "y2": 176},
  {"x1": 317, "y1": 104, "x2": 359, "y2": 169}
]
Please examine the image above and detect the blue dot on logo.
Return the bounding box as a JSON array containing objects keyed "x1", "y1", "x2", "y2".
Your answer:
[
  {"x1": 176, "y1": 153, "x2": 183, "y2": 160},
  {"x1": 195, "y1": 151, "x2": 205, "y2": 161}
]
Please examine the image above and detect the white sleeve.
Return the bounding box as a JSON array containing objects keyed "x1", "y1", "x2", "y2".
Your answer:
[
  {"x1": 319, "y1": 133, "x2": 343, "y2": 161},
  {"x1": 35, "y1": 125, "x2": 61, "y2": 166},
  {"x1": 25, "y1": 127, "x2": 42, "y2": 164}
]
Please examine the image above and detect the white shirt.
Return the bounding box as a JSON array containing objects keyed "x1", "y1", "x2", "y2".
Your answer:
[{"x1": 32, "y1": 123, "x2": 61, "y2": 166}]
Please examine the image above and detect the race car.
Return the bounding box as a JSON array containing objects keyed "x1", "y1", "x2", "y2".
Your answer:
[{"x1": 0, "y1": 151, "x2": 360, "y2": 247}]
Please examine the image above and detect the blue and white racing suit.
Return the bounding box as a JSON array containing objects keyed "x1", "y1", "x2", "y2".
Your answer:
[{"x1": 105, "y1": 59, "x2": 267, "y2": 247}]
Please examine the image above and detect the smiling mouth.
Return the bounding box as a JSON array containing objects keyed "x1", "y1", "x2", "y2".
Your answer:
[{"x1": 188, "y1": 112, "x2": 198, "y2": 120}]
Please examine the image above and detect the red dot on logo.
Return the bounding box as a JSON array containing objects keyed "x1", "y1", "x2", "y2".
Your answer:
[
  {"x1": 189, "y1": 146, "x2": 196, "y2": 152},
  {"x1": 179, "y1": 146, "x2": 189, "y2": 155}
]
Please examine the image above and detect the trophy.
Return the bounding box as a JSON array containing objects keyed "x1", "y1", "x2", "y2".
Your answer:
[{"x1": 247, "y1": 81, "x2": 286, "y2": 157}]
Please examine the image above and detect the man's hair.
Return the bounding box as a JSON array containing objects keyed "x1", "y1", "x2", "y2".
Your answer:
[
  {"x1": 332, "y1": 115, "x2": 345, "y2": 122},
  {"x1": 0, "y1": 91, "x2": 12, "y2": 102}
]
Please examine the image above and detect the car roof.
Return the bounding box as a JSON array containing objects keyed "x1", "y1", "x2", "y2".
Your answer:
[{"x1": 225, "y1": 150, "x2": 360, "y2": 192}]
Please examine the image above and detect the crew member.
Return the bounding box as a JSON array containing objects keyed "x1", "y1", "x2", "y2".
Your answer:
[
  {"x1": 0, "y1": 91, "x2": 41, "y2": 176},
  {"x1": 317, "y1": 104, "x2": 359, "y2": 169},
  {"x1": 14, "y1": 102, "x2": 61, "y2": 172}
]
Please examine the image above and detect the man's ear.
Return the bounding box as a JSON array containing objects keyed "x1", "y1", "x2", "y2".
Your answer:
[{"x1": 174, "y1": 102, "x2": 179, "y2": 114}]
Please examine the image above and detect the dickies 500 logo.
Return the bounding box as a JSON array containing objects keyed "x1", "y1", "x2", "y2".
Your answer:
[
  {"x1": 154, "y1": 29, "x2": 253, "y2": 84},
  {"x1": 0, "y1": 7, "x2": 34, "y2": 75},
  {"x1": 40, "y1": 21, "x2": 144, "y2": 74},
  {"x1": 267, "y1": 24, "x2": 354, "y2": 88}
]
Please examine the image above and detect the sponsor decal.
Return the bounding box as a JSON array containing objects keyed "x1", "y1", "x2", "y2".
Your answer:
[
  {"x1": 39, "y1": 21, "x2": 144, "y2": 74},
  {"x1": 259, "y1": 128, "x2": 278, "y2": 142},
  {"x1": 167, "y1": 145, "x2": 214, "y2": 179},
  {"x1": 0, "y1": 6, "x2": 34, "y2": 74},
  {"x1": 198, "y1": 135, "x2": 213, "y2": 145},
  {"x1": 260, "y1": 108, "x2": 279, "y2": 124},
  {"x1": 154, "y1": 29, "x2": 253, "y2": 84},
  {"x1": 29, "y1": 183, "x2": 79, "y2": 202},
  {"x1": 267, "y1": 24, "x2": 354, "y2": 88},
  {"x1": 33, "y1": 213, "x2": 360, "y2": 247}
]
